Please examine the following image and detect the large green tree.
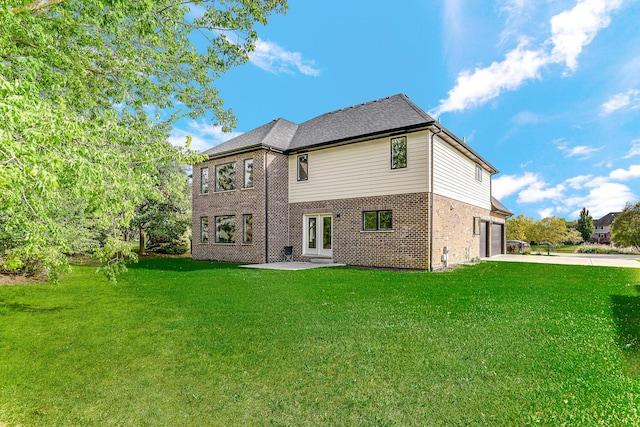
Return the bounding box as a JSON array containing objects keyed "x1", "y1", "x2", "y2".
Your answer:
[
  {"x1": 611, "y1": 202, "x2": 640, "y2": 249},
  {"x1": 0, "y1": 0, "x2": 287, "y2": 280},
  {"x1": 506, "y1": 214, "x2": 535, "y2": 242},
  {"x1": 576, "y1": 207, "x2": 594, "y2": 242}
]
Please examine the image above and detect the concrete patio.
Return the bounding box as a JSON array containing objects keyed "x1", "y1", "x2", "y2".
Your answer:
[{"x1": 240, "y1": 261, "x2": 347, "y2": 271}]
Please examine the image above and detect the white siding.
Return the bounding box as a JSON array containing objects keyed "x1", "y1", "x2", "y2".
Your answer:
[
  {"x1": 289, "y1": 132, "x2": 429, "y2": 203},
  {"x1": 432, "y1": 136, "x2": 491, "y2": 209}
]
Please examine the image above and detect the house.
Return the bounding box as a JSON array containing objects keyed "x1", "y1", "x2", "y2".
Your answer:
[
  {"x1": 592, "y1": 212, "x2": 621, "y2": 243},
  {"x1": 192, "y1": 94, "x2": 511, "y2": 270}
]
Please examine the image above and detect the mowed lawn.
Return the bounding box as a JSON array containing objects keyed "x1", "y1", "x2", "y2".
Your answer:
[{"x1": 1, "y1": 259, "x2": 639, "y2": 426}]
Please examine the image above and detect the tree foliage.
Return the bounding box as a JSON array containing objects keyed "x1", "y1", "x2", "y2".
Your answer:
[
  {"x1": 506, "y1": 214, "x2": 535, "y2": 241},
  {"x1": 576, "y1": 207, "x2": 595, "y2": 242},
  {"x1": 131, "y1": 162, "x2": 191, "y2": 256},
  {"x1": 611, "y1": 202, "x2": 640, "y2": 249},
  {"x1": 0, "y1": 0, "x2": 287, "y2": 280},
  {"x1": 507, "y1": 214, "x2": 581, "y2": 247}
]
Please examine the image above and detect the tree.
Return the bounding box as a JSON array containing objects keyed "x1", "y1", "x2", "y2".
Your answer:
[
  {"x1": 611, "y1": 202, "x2": 640, "y2": 249},
  {"x1": 506, "y1": 214, "x2": 535, "y2": 242},
  {"x1": 576, "y1": 207, "x2": 594, "y2": 242},
  {"x1": 529, "y1": 216, "x2": 568, "y2": 247},
  {"x1": 1, "y1": 0, "x2": 287, "y2": 280},
  {"x1": 131, "y1": 162, "x2": 191, "y2": 256}
]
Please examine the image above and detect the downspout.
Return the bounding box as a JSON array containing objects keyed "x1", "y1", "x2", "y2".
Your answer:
[
  {"x1": 264, "y1": 149, "x2": 270, "y2": 263},
  {"x1": 429, "y1": 123, "x2": 443, "y2": 271}
]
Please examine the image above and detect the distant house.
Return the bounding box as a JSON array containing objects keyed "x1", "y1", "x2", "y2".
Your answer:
[
  {"x1": 592, "y1": 212, "x2": 621, "y2": 243},
  {"x1": 192, "y1": 94, "x2": 511, "y2": 270}
]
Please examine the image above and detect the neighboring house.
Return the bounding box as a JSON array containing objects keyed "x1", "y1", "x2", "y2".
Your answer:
[
  {"x1": 192, "y1": 94, "x2": 511, "y2": 270},
  {"x1": 592, "y1": 212, "x2": 621, "y2": 243}
]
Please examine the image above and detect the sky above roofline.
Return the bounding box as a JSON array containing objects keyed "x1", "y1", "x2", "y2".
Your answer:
[{"x1": 170, "y1": 0, "x2": 640, "y2": 221}]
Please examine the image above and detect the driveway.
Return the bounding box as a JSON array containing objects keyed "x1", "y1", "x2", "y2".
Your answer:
[{"x1": 488, "y1": 252, "x2": 640, "y2": 268}]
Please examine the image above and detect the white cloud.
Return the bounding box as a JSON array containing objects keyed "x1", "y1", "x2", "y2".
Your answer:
[
  {"x1": 549, "y1": 0, "x2": 624, "y2": 72},
  {"x1": 609, "y1": 164, "x2": 640, "y2": 181},
  {"x1": 518, "y1": 181, "x2": 565, "y2": 203},
  {"x1": 249, "y1": 39, "x2": 321, "y2": 77},
  {"x1": 601, "y1": 89, "x2": 640, "y2": 115},
  {"x1": 432, "y1": 41, "x2": 548, "y2": 115},
  {"x1": 565, "y1": 182, "x2": 634, "y2": 218},
  {"x1": 492, "y1": 171, "x2": 539, "y2": 199},
  {"x1": 559, "y1": 144, "x2": 600, "y2": 159},
  {"x1": 433, "y1": 0, "x2": 625, "y2": 115},
  {"x1": 624, "y1": 139, "x2": 640, "y2": 158},
  {"x1": 538, "y1": 207, "x2": 555, "y2": 218},
  {"x1": 565, "y1": 174, "x2": 593, "y2": 189},
  {"x1": 169, "y1": 121, "x2": 243, "y2": 153}
]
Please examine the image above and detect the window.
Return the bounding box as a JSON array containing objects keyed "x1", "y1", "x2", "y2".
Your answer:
[
  {"x1": 200, "y1": 167, "x2": 209, "y2": 194},
  {"x1": 363, "y1": 210, "x2": 393, "y2": 231},
  {"x1": 243, "y1": 214, "x2": 253, "y2": 244},
  {"x1": 215, "y1": 215, "x2": 235, "y2": 243},
  {"x1": 391, "y1": 136, "x2": 407, "y2": 169},
  {"x1": 297, "y1": 154, "x2": 308, "y2": 181},
  {"x1": 475, "y1": 165, "x2": 483, "y2": 182},
  {"x1": 473, "y1": 217, "x2": 481, "y2": 235},
  {"x1": 215, "y1": 162, "x2": 236, "y2": 192},
  {"x1": 243, "y1": 159, "x2": 253, "y2": 188},
  {"x1": 200, "y1": 217, "x2": 209, "y2": 243}
]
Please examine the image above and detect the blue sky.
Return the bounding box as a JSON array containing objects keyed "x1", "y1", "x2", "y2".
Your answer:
[{"x1": 170, "y1": 0, "x2": 640, "y2": 221}]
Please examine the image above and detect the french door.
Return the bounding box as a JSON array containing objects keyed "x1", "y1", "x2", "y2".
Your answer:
[{"x1": 303, "y1": 214, "x2": 333, "y2": 257}]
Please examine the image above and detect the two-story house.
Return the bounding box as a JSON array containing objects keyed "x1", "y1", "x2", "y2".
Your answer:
[
  {"x1": 592, "y1": 212, "x2": 621, "y2": 243},
  {"x1": 192, "y1": 94, "x2": 511, "y2": 270}
]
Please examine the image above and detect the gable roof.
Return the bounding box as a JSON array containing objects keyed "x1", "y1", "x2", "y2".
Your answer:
[
  {"x1": 491, "y1": 196, "x2": 513, "y2": 217},
  {"x1": 593, "y1": 212, "x2": 621, "y2": 227},
  {"x1": 202, "y1": 94, "x2": 497, "y2": 173},
  {"x1": 288, "y1": 94, "x2": 435, "y2": 151}
]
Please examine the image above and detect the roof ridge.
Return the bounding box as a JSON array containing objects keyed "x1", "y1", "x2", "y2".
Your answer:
[
  {"x1": 262, "y1": 117, "x2": 298, "y2": 150},
  {"x1": 302, "y1": 94, "x2": 402, "y2": 122}
]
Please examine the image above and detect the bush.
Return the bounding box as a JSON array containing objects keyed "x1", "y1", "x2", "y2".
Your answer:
[
  {"x1": 574, "y1": 244, "x2": 640, "y2": 255},
  {"x1": 153, "y1": 241, "x2": 189, "y2": 255}
]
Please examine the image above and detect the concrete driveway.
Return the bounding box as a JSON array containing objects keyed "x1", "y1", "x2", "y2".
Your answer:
[{"x1": 488, "y1": 252, "x2": 640, "y2": 268}]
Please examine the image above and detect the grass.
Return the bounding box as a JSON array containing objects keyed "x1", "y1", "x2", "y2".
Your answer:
[{"x1": 1, "y1": 259, "x2": 639, "y2": 426}]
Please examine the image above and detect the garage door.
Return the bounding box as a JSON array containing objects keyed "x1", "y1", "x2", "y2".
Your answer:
[{"x1": 491, "y1": 223, "x2": 504, "y2": 256}]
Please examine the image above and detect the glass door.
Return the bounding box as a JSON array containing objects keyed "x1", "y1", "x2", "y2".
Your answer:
[{"x1": 304, "y1": 214, "x2": 332, "y2": 257}]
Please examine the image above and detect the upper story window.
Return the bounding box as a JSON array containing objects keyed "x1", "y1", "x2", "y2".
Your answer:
[
  {"x1": 243, "y1": 159, "x2": 254, "y2": 188},
  {"x1": 297, "y1": 154, "x2": 308, "y2": 181},
  {"x1": 215, "y1": 162, "x2": 236, "y2": 192},
  {"x1": 391, "y1": 136, "x2": 407, "y2": 169},
  {"x1": 475, "y1": 165, "x2": 483, "y2": 182},
  {"x1": 200, "y1": 167, "x2": 209, "y2": 194}
]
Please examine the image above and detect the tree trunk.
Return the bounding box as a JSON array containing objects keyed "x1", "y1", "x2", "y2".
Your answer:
[{"x1": 139, "y1": 228, "x2": 146, "y2": 256}]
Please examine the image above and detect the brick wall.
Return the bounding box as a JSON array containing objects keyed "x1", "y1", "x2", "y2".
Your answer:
[
  {"x1": 430, "y1": 193, "x2": 491, "y2": 269},
  {"x1": 192, "y1": 149, "x2": 289, "y2": 264},
  {"x1": 289, "y1": 193, "x2": 430, "y2": 269}
]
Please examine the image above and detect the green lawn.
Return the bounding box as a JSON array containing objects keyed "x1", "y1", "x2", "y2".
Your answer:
[{"x1": 1, "y1": 259, "x2": 639, "y2": 426}]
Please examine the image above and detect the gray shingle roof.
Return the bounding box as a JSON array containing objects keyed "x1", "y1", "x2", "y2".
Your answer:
[
  {"x1": 203, "y1": 94, "x2": 434, "y2": 156},
  {"x1": 288, "y1": 94, "x2": 435, "y2": 150},
  {"x1": 204, "y1": 118, "x2": 297, "y2": 157}
]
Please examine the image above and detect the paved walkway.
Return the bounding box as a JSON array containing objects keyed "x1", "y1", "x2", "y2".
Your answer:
[
  {"x1": 240, "y1": 261, "x2": 346, "y2": 271},
  {"x1": 487, "y1": 253, "x2": 640, "y2": 268}
]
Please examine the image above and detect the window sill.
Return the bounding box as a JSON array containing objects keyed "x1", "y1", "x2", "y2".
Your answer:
[
  {"x1": 241, "y1": 187, "x2": 254, "y2": 191},
  {"x1": 241, "y1": 243, "x2": 253, "y2": 246},
  {"x1": 214, "y1": 189, "x2": 236, "y2": 193},
  {"x1": 213, "y1": 242, "x2": 235, "y2": 245},
  {"x1": 361, "y1": 229, "x2": 395, "y2": 233}
]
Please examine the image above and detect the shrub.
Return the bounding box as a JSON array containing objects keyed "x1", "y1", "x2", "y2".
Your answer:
[{"x1": 574, "y1": 244, "x2": 640, "y2": 255}]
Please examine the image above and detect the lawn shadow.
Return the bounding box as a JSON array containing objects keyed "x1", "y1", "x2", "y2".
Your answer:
[
  {"x1": 610, "y1": 285, "x2": 640, "y2": 377},
  {"x1": 0, "y1": 301, "x2": 67, "y2": 313},
  {"x1": 127, "y1": 257, "x2": 239, "y2": 272}
]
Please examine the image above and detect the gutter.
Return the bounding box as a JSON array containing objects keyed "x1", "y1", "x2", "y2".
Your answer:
[
  {"x1": 264, "y1": 148, "x2": 270, "y2": 263},
  {"x1": 428, "y1": 123, "x2": 443, "y2": 271}
]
